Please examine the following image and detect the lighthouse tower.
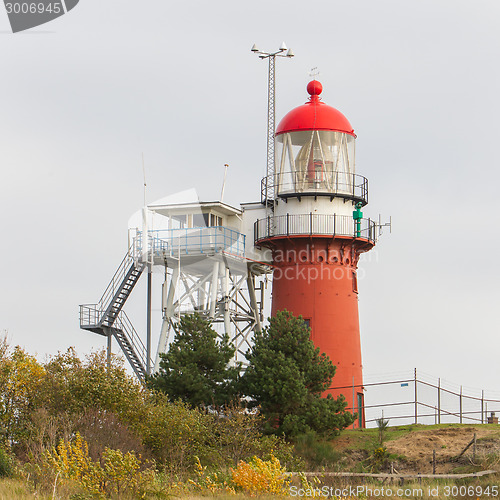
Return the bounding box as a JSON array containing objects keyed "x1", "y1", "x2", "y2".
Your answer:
[{"x1": 254, "y1": 80, "x2": 376, "y2": 427}]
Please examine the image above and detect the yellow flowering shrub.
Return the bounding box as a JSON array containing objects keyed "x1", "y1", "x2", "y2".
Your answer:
[
  {"x1": 41, "y1": 432, "x2": 154, "y2": 497},
  {"x1": 43, "y1": 432, "x2": 101, "y2": 494},
  {"x1": 230, "y1": 453, "x2": 290, "y2": 496},
  {"x1": 186, "y1": 456, "x2": 236, "y2": 495}
]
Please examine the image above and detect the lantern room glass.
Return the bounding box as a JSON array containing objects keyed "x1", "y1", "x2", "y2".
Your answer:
[{"x1": 275, "y1": 130, "x2": 355, "y2": 196}]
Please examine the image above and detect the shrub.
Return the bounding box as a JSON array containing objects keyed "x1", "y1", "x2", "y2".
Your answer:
[
  {"x1": 0, "y1": 446, "x2": 14, "y2": 477},
  {"x1": 186, "y1": 457, "x2": 236, "y2": 495},
  {"x1": 293, "y1": 432, "x2": 341, "y2": 470},
  {"x1": 39, "y1": 433, "x2": 155, "y2": 497},
  {"x1": 135, "y1": 395, "x2": 213, "y2": 472},
  {"x1": 74, "y1": 409, "x2": 147, "y2": 463},
  {"x1": 208, "y1": 404, "x2": 300, "y2": 469},
  {"x1": 230, "y1": 453, "x2": 290, "y2": 496}
]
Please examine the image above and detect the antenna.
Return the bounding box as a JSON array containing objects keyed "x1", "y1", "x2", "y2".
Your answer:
[
  {"x1": 309, "y1": 67, "x2": 320, "y2": 79},
  {"x1": 142, "y1": 153, "x2": 147, "y2": 207},
  {"x1": 376, "y1": 214, "x2": 392, "y2": 237},
  {"x1": 220, "y1": 164, "x2": 229, "y2": 202}
]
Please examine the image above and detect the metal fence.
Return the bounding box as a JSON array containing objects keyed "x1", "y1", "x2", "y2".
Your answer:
[
  {"x1": 337, "y1": 369, "x2": 500, "y2": 428},
  {"x1": 254, "y1": 213, "x2": 377, "y2": 244},
  {"x1": 131, "y1": 227, "x2": 246, "y2": 259},
  {"x1": 260, "y1": 172, "x2": 369, "y2": 205}
]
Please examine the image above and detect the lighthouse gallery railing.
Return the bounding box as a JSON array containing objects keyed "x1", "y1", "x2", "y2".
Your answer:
[
  {"x1": 254, "y1": 213, "x2": 376, "y2": 244},
  {"x1": 261, "y1": 172, "x2": 368, "y2": 205}
]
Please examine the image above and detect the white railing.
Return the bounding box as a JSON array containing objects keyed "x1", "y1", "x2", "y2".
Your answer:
[
  {"x1": 254, "y1": 213, "x2": 376, "y2": 243},
  {"x1": 261, "y1": 172, "x2": 368, "y2": 204}
]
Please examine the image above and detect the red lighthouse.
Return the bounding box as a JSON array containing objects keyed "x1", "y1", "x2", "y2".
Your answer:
[{"x1": 254, "y1": 80, "x2": 376, "y2": 427}]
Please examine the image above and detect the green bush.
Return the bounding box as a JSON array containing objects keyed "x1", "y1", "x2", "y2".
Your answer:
[
  {"x1": 293, "y1": 432, "x2": 341, "y2": 469},
  {"x1": 0, "y1": 446, "x2": 14, "y2": 477}
]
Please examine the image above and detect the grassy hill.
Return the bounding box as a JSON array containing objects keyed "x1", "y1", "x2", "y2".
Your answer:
[
  {"x1": 331, "y1": 423, "x2": 500, "y2": 475},
  {"x1": 284, "y1": 423, "x2": 500, "y2": 500}
]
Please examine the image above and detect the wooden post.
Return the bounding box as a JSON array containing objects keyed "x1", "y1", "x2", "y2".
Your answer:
[
  {"x1": 460, "y1": 386, "x2": 463, "y2": 424},
  {"x1": 437, "y1": 378, "x2": 441, "y2": 424},
  {"x1": 432, "y1": 449, "x2": 436, "y2": 474},
  {"x1": 473, "y1": 433, "x2": 477, "y2": 462},
  {"x1": 481, "y1": 391, "x2": 484, "y2": 424},
  {"x1": 414, "y1": 368, "x2": 418, "y2": 424}
]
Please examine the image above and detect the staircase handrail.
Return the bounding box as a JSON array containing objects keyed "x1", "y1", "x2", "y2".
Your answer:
[
  {"x1": 95, "y1": 248, "x2": 136, "y2": 320},
  {"x1": 79, "y1": 303, "x2": 101, "y2": 327},
  {"x1": 113, "y1": 310, "x2": 151, "y2": 373}
]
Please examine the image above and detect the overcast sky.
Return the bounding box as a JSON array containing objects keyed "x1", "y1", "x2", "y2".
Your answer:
[{"x1": 1, "y1": 0, "x2": 499, "y2": 401}]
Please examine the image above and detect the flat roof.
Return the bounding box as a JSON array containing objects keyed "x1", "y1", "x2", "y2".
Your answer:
[{"x1": 148, "y1": 200, "x2": 243, "y2": 217}]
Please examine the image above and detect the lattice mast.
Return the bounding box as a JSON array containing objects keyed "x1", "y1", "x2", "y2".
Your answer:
[{"x1": 251, "y1": 43, "x2": 294, "y2": 208}]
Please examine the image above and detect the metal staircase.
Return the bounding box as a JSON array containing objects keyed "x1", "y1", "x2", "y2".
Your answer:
[{"x1": 79, "y1": 248, "x2": 150, "y2": 381}]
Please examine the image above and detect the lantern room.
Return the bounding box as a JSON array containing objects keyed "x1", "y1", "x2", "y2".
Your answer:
[{"x1": 272, "y1": 80, "x2": 367, "y2": 206}]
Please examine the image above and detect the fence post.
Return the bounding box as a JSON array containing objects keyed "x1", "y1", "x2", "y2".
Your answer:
[
  {"x1": 437, "y1": 377, "x2": 441, "y2": 425},
  {"x1": 481, "y1": 390, "x2": 484, "y2": 424},
  {"x1": 414, "y1": 368, "x2": 418, "y2": 424},
  {"x1": 352, "y1": 376, "x2": 355, "y2": 429},
  {"x1": 460, "y1": 386, "x2": 463, "y2": 424}
]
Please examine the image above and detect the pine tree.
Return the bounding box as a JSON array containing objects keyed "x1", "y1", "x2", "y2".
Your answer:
[
  {"x1": 149, "y1": 313, "x2": 239, "y2": 408},
  {"x1": 240, "y1": 310, "x2": 354, "y2": 437}
]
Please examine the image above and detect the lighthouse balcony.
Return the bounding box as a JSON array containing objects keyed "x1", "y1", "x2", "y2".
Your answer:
[
  {"x1": 129, "y1": 226, "x2": 246, "y2": 264},
  {"x1": 254, "y1": 213, "x2": 376, "y2": 245},
  {"x1": 261, "y1": 172, "x2": 368, "y2": 205}
]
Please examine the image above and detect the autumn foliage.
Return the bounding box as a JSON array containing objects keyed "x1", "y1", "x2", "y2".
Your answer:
[
  {"x1": 0, "y1": 335, "x2": 298, "y2": 497},
  {"x1": 0, "y1": 311, "x2": 353, "y2": 497}
]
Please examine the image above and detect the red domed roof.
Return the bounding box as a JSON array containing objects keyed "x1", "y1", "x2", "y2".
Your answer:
[{"x1": 275, "y1": 80, "x2": 355, "y2": 137}]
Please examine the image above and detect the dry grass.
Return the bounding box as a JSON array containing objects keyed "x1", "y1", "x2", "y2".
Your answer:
[{"x1": 0, "y1": 477, "x2": 49, "y2": 499}]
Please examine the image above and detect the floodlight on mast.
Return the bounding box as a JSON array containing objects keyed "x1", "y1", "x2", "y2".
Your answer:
[{"x1": 251, "y1": 42, "x2": 294, "y2": 207}]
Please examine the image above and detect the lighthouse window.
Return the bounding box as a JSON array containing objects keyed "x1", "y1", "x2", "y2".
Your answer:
[{"x1": 352, "y1": 271, "x2": 358, "y2": 293}]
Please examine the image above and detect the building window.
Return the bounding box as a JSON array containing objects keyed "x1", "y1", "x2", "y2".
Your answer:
[
  {"x1": 192, "y1": 213, "x2": 209, "y2": 227},
  {"x1": 172, "y1": 214, "x2": 187, "y2": 228},
  {"x1": 303, "y1": 318, "x2": 312, "y2": 338},
  {"x1": 210, "y1": 214, "x2": 223, "y2": 227},
  {"x1": 352, "y1": 271, "x2": 358, "y2": 293}
]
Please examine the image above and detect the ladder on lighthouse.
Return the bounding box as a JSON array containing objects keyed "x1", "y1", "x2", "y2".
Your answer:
[{"x1": 79, "y1": 248, "x2": 150, "y2": 381}]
